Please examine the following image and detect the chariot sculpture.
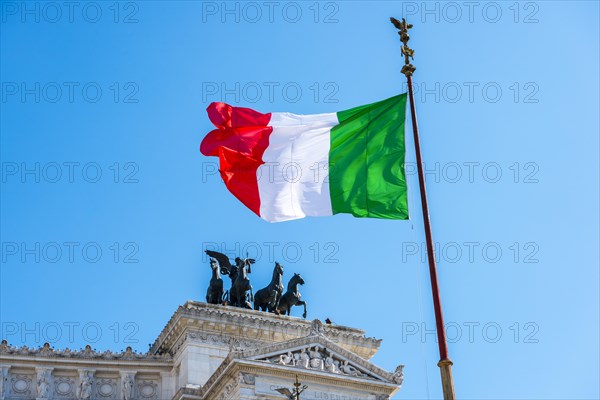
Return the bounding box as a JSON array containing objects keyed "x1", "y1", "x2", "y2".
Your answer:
[{"x1": 203, "y1": 249, "x2": 308, "y2": 318}]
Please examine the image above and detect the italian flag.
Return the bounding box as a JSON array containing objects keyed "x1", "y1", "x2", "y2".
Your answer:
[{"x1": 200, "y1": 94, "x2": 409, "y2": 223}]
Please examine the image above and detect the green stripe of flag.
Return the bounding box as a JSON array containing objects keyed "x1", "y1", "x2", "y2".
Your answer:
[{"x1": 329, "y1": 93, "x2": 409, "y2": 219}]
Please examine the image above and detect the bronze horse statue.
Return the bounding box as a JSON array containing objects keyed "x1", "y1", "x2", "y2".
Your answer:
[
  {"x1": 205, "y1": 258, "x2": 224, "y2": 305},
  {"x1": 230, "y1": 257, "x2": 254, "y2": 308},
  {"x1": 254, "y1": 262, "x2": 284, "y2": 312},
  {"x1": 205, "y1": 250, "x2": 255, "y2": 308},
  {"x1": 278, "y1": 273, "x2": 307, "y2": 318}
]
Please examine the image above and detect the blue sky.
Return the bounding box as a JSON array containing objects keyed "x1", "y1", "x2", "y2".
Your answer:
[{"x1": 1, "y1": 1, "x2": 598, "y2": 399}]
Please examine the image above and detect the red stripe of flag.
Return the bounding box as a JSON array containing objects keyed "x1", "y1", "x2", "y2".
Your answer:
[{"x1": 200, "y1": 102, "x2": 273, "y2": 216}]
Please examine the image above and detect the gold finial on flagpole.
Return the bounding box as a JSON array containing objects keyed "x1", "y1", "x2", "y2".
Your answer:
[{"x1": 390, "y1": 17, "x2": 416, "y2": 77}]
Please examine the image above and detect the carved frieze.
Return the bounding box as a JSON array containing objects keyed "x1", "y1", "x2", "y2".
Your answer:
[
  {"x1": 184, "y1": 331, "x2": 263, "y2": 352},
  {"x1": 259, "y1": 345, "x2": 376, "y2": 380}
]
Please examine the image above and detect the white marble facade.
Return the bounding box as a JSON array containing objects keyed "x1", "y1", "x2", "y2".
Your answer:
[{"x1": 0, "y1": 302, "x2": 403, "y2": 400}]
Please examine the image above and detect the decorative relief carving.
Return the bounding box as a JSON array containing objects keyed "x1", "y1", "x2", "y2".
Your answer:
[
  {"x1": 96, "y1": 379, "x2": 116, "y2": 399},
  {"x1": 391, "y1": 365, "x2": 404, "y2": 385},
  {"x1": 237, "y1": 334, "x2": 402, "y2": 385},
  {"x1": 310, "y1": 319, "x2": 325, "y2": 336},
  {"x1": 277, "y1": 351, "x2": 295, "y2": 366},
  {"x1": 239, "y1": 373, "x2": 255, "y2": 386},
  {"x1": 339, "y1": 360, "x2": 361, "y2": 377},
  {"x1": 36, "y1": 369, "x2": 51, "y2": 399},
  {"x1": 324, "y1": 350, "x2": 338, "y2": 374},
  {"x1": 0, "y1": 342, "x2": 171, "y2": 361},
  {"x1": 121, "y1": 374, "x2": 135, "y2": 400},
  {"x1": 137, "y1": 380, "x2": 158, "y2": 399},
  {"x1": 11, "y1": 374, "x2": 32, "y2": 397},
  {"x1": 39, "y1": 343, "x2": 53, "y2": 356},
  {"x1": 78, "y1": 371, "x2": 94, "y2": 400},
  {"x1": 54, "y1": 377, "x2": 75, "y2": 397},
  {"x1": 260, "y1": 345, "x2": 375, "y2": 379},
  {"x1": 184, "y1": 331, "x2": 263, "y2": 352}
]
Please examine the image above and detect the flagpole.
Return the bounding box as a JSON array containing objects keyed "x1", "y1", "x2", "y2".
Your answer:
[{"x1": 390, "y1": 17, "x2": 456, "y2": 400}]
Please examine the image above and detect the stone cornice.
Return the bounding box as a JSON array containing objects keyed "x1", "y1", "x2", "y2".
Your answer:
[
  {"x1": 0, "y1": 354, "x2": 172, "y2": 371},
  {"x1": 150, "y1": 301, "x2": 382, "y2": 360},
  {"x1": 0, "y1": 342, "x2": 172, "y2": 369}
]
